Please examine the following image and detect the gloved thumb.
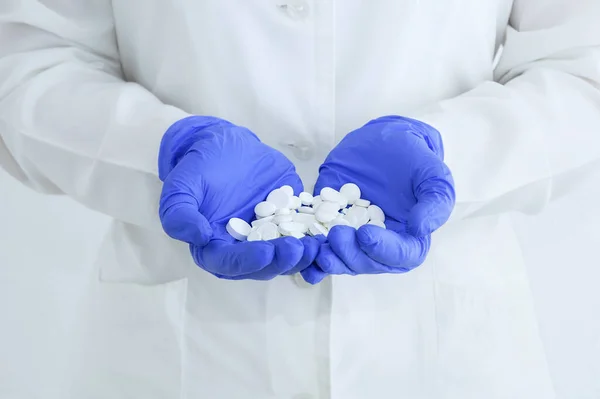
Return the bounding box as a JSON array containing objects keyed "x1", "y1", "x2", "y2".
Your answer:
[
  {"x1": 408, "y1": 157, "x2": 455, "y2": 237},
  {"x1": 159, "y1": 193, "x2": 213, "y2": 247},
  {"x1": 301, "y1": 265, "x2": 329, "y2": 285}
]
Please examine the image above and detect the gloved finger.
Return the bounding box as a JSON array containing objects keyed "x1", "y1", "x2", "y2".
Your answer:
[
  {"x1": 195, "y1": 239, "x2": 275, "y2": 277},
  {"x1": 356, "y1": 225, "x2": 430, "y2": 271},
  {"x1": 160, "y1": 190, "x2": 212, "y2": 247},
  {"x1": 283, "y1": 235, "x2": 323, "y2": 275},
  {"x1": 313, "y1": 171, "x2": 346, "y2": 197},
  {"x1": 327, "y1": 226, "x2": 400, "y2": 274},
  {"x1": 159, "y1": 156, "x2": 213, "y2": 246},
  {"x1": 158, "y1": 116, "x2": 233, "y2": 179},
  {"x1": 287, "y1": 173, "x2": 304, "y2": 196},
  {"x1": 222, "y1": 236, "x2": 304, "y2": 280},
  {"x1": 383, "y1": 218, "x2": 408, "y2": 234},
  {"x1": 315, "y1": 241, "x2": 356, "y2": 275},
  {"x1": 300, "y1": 264, "x2": 329, "y2": 285},
  {"x1": 408, "y1": 155, "x2": 455, "y2": 237}
]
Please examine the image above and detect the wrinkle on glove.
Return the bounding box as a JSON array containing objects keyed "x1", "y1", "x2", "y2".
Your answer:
[
  {"x1": 303, "y1": 116, "x2": 454, "y2": 284},
  {"x1": 158, "y1": 116, "x2": 319, "y2": 280}
]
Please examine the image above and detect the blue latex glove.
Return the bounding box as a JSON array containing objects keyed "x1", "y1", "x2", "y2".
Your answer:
[
  {"x1": 301, "y1": 116, "x2": 455, "y2": 284},
  {"x1": 158, "y1": 116, "x2": 320, "y2": 280}
]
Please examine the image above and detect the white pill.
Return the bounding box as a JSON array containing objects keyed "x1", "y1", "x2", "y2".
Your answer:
[
  {"x1": 346, "y1": 205, "x2": 367, "y2": 218},
  {"x1": 275, "y1": 208, "x2": 291, "y2": 216},
  {"x1": 257, "y1": 222, "x2": 280, "y2": 240},
  {"x1": 254, "y1": 201, "x2": 276, "y2": 218},
  {"x1": 315, "y1": 201, "x2": 341, "y2": 223},
  {"x1": 339, "y1": 196, "x2": 349, "y2": 210},
  {"x1": 251, "y1": 215, "x2": 274, "y2": 228},
  {"x1": 327, "y1": 217, "x2": 351, "y2": 229},
  {"x1": 357, "y1": 207, "x2": 371, "y2": 226},
  {"x1": 308, "y1": 222, "x2": 329, "y2": 237},
  {"x1": 279, "y1": 222, "x2": 308, "y2": 236},
  {"x1": 320, "y1": 187, "x2": 342, "y2": 203},
  {"x1": 298, "y1": 192, "x2": 314, "y2": 206},
  {"x1": 273, "y1": 214, "x2": 294, "y2": 225},
  {"x1": 354, "y1": 198, "x2": 371, "y2": 208},
  {"x1": 340, "y1": 208, "x2": 348, "y2": 215},
  {"x1": 340, "y1": 183, "x2": 361, "y2": 205},
  {"x1": 247, "y1": 228, "x2": 262, "y2": 241},
  {"x1": 293, "y1": 213, "x2": 316, "y2": 226},
  {"x1": 289, "y1": 231, "x2": 305, "y2": 239},
  {"x1": 343, "y1": 214, "x2": 360, "y2": 229},
  {"x1": 312, "y1": 195, "x2": 322, "y2": 209},
  {"x1": 280, "y1": 185, "x2": 294, "y2": 196},
  {"x1": 267, "y1": 189, "x2": 292, "y2": 209},
  {"x1": 298, "y1": 206, "x2": 315, "y2": 214},
  {"x1": 367, "y1": 220, "x2": 386, "y2": 229},
  {"x1": 296, "y1": 223, "x2": 309, "y2": 234},
  {"x1": 290, "y1": 196, "x2": 302, "y2": 209},
  {"x1": 226, "y1": 218, "x2": 252, "y2": 241},
  {"x1": 367, "y1": 204, "x2": 385, "y2": 222},
  {"x1": 345, "y1": 206, "x2": 369, "y2": 228}
]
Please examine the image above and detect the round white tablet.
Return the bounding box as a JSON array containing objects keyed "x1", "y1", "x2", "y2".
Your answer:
[
  {"x1": 327, "y1": 217, "x2": 351, "y2": 229},
  {"x1": 338, "y1": 196, "x2": 349, "y2": 210},
  {"x1": 308, "y1": 222, "x2": 328, "y2": 237},
  {"x1": 290, "y1": 196, "x2": 302, "y2": 209},
  {"x1": 367, "y1": 220, "x2": 386, "y2": 229},
  {"x1": 251, "y1": 215, "x2": 274, "y2": 228},
  {"x1": 299, "y1": 192, "x2": 314, "y2": 206},
  {"x1": 355, "y1": 206, "x2": 371, "y2": 226},
  {"x1": 343, "y1": 213, "x2": 360, "y2": 229},
  {"x1": 273, "y1": 214, "x2": 294, "y2": 225},
  {"x1": 247, "y1": 228, "x2": 262, "y2": 241},
  {"x1": 345, "y1": 206, "x2": 369, "y2": 228},
  {"x1": 279, "y1": 222, "x2": 307, "y2": 236},
  {"x1": 226, "y1": 218, "x2": 252, "y2": 241},
  {"x1": 289, "y1": 231, "x2": 305, "y2": 239},
  {"x1": 257, "y1": 222, "x2": 280, "y2": 240},
  {"x1": 354, "y1": 198, "x2": 371, "y2": 208},
  {"x1": 280, "y1": 185, "x2": 294, "y2": 196},
  {"x1": 266, "y1": 189, "x2": 292, "y2": 210},
  {"x1": 254, "y1": 201, "x2": 277, "y2": 218},
  {"x1": 320, "y1": 187, "x2": 342, "y2": 203},
  {"x1": 298, "y1": 206, "x2": 315, "y2": 214},
  {"x1": 340, "y1": 183, "x2": 361, "y2": 205},
  {"x1": 275, "y1": 208, "x2": 291, "y2": 216},
  {"x1": 315, "y1": 201, "x2": 340, "y2": 223},
  {"x1": 293, "y1": 213, "x2": 316, "y2": 227},
  {"x1": 367, "y1": 204, "x2": 385, "y2": 222},
  {"x1": 312, "y1": 195, "x2": 322, "y2": 209}
]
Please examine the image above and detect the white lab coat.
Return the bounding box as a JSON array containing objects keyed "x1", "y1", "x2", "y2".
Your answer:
[{"x1": 1, "y1": 0, "x2": 600, "y2": 398}]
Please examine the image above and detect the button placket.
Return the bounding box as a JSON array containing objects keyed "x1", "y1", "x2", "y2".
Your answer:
[
  {"x1": 277, "y1": 2, "x2": 310, "y2": 20},
  {"x1": 286, "y1": 141, "x2": 314, "y2": 161}
]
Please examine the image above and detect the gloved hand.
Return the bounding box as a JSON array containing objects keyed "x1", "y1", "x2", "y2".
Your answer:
[
  {"x1": 158, "y1": 116, "x2": 320, "y2": 280},
  {"x1": 301, "y1": 116, "x2": 455, "y2": 284}
]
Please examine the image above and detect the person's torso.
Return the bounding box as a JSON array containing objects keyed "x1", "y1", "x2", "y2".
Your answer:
[
  {"x1": 112, "y1": 0, "x2": 513, "y2": 188},
  {"x1": 73, "y1": 2, "x2": 555, "y2": 398}
]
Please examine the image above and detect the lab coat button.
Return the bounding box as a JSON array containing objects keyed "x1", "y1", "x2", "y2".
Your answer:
[
  {"x1": 278, "y1": 2, "x2": 310, "y2": 20},
  {"x1": 286, "y1": 141, "x2": 314, "y2": 161}
]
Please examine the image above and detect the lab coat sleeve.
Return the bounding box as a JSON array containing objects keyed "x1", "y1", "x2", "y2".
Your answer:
[
  {"x1": 0, "y1": 2, "x2": 189, "y2": 230},
  {"x1": 409, "y1": 0, "x2": 600, "y2": 219}
]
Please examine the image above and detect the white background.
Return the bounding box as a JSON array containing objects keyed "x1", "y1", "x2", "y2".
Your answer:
[{"x1": 0, "y1": 167, "x2": 599, "y2": 398}]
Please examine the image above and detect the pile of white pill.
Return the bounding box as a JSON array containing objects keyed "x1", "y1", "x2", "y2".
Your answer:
[{"x1": 226, "y1": 183, "x2": 386, "y2": 242}]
